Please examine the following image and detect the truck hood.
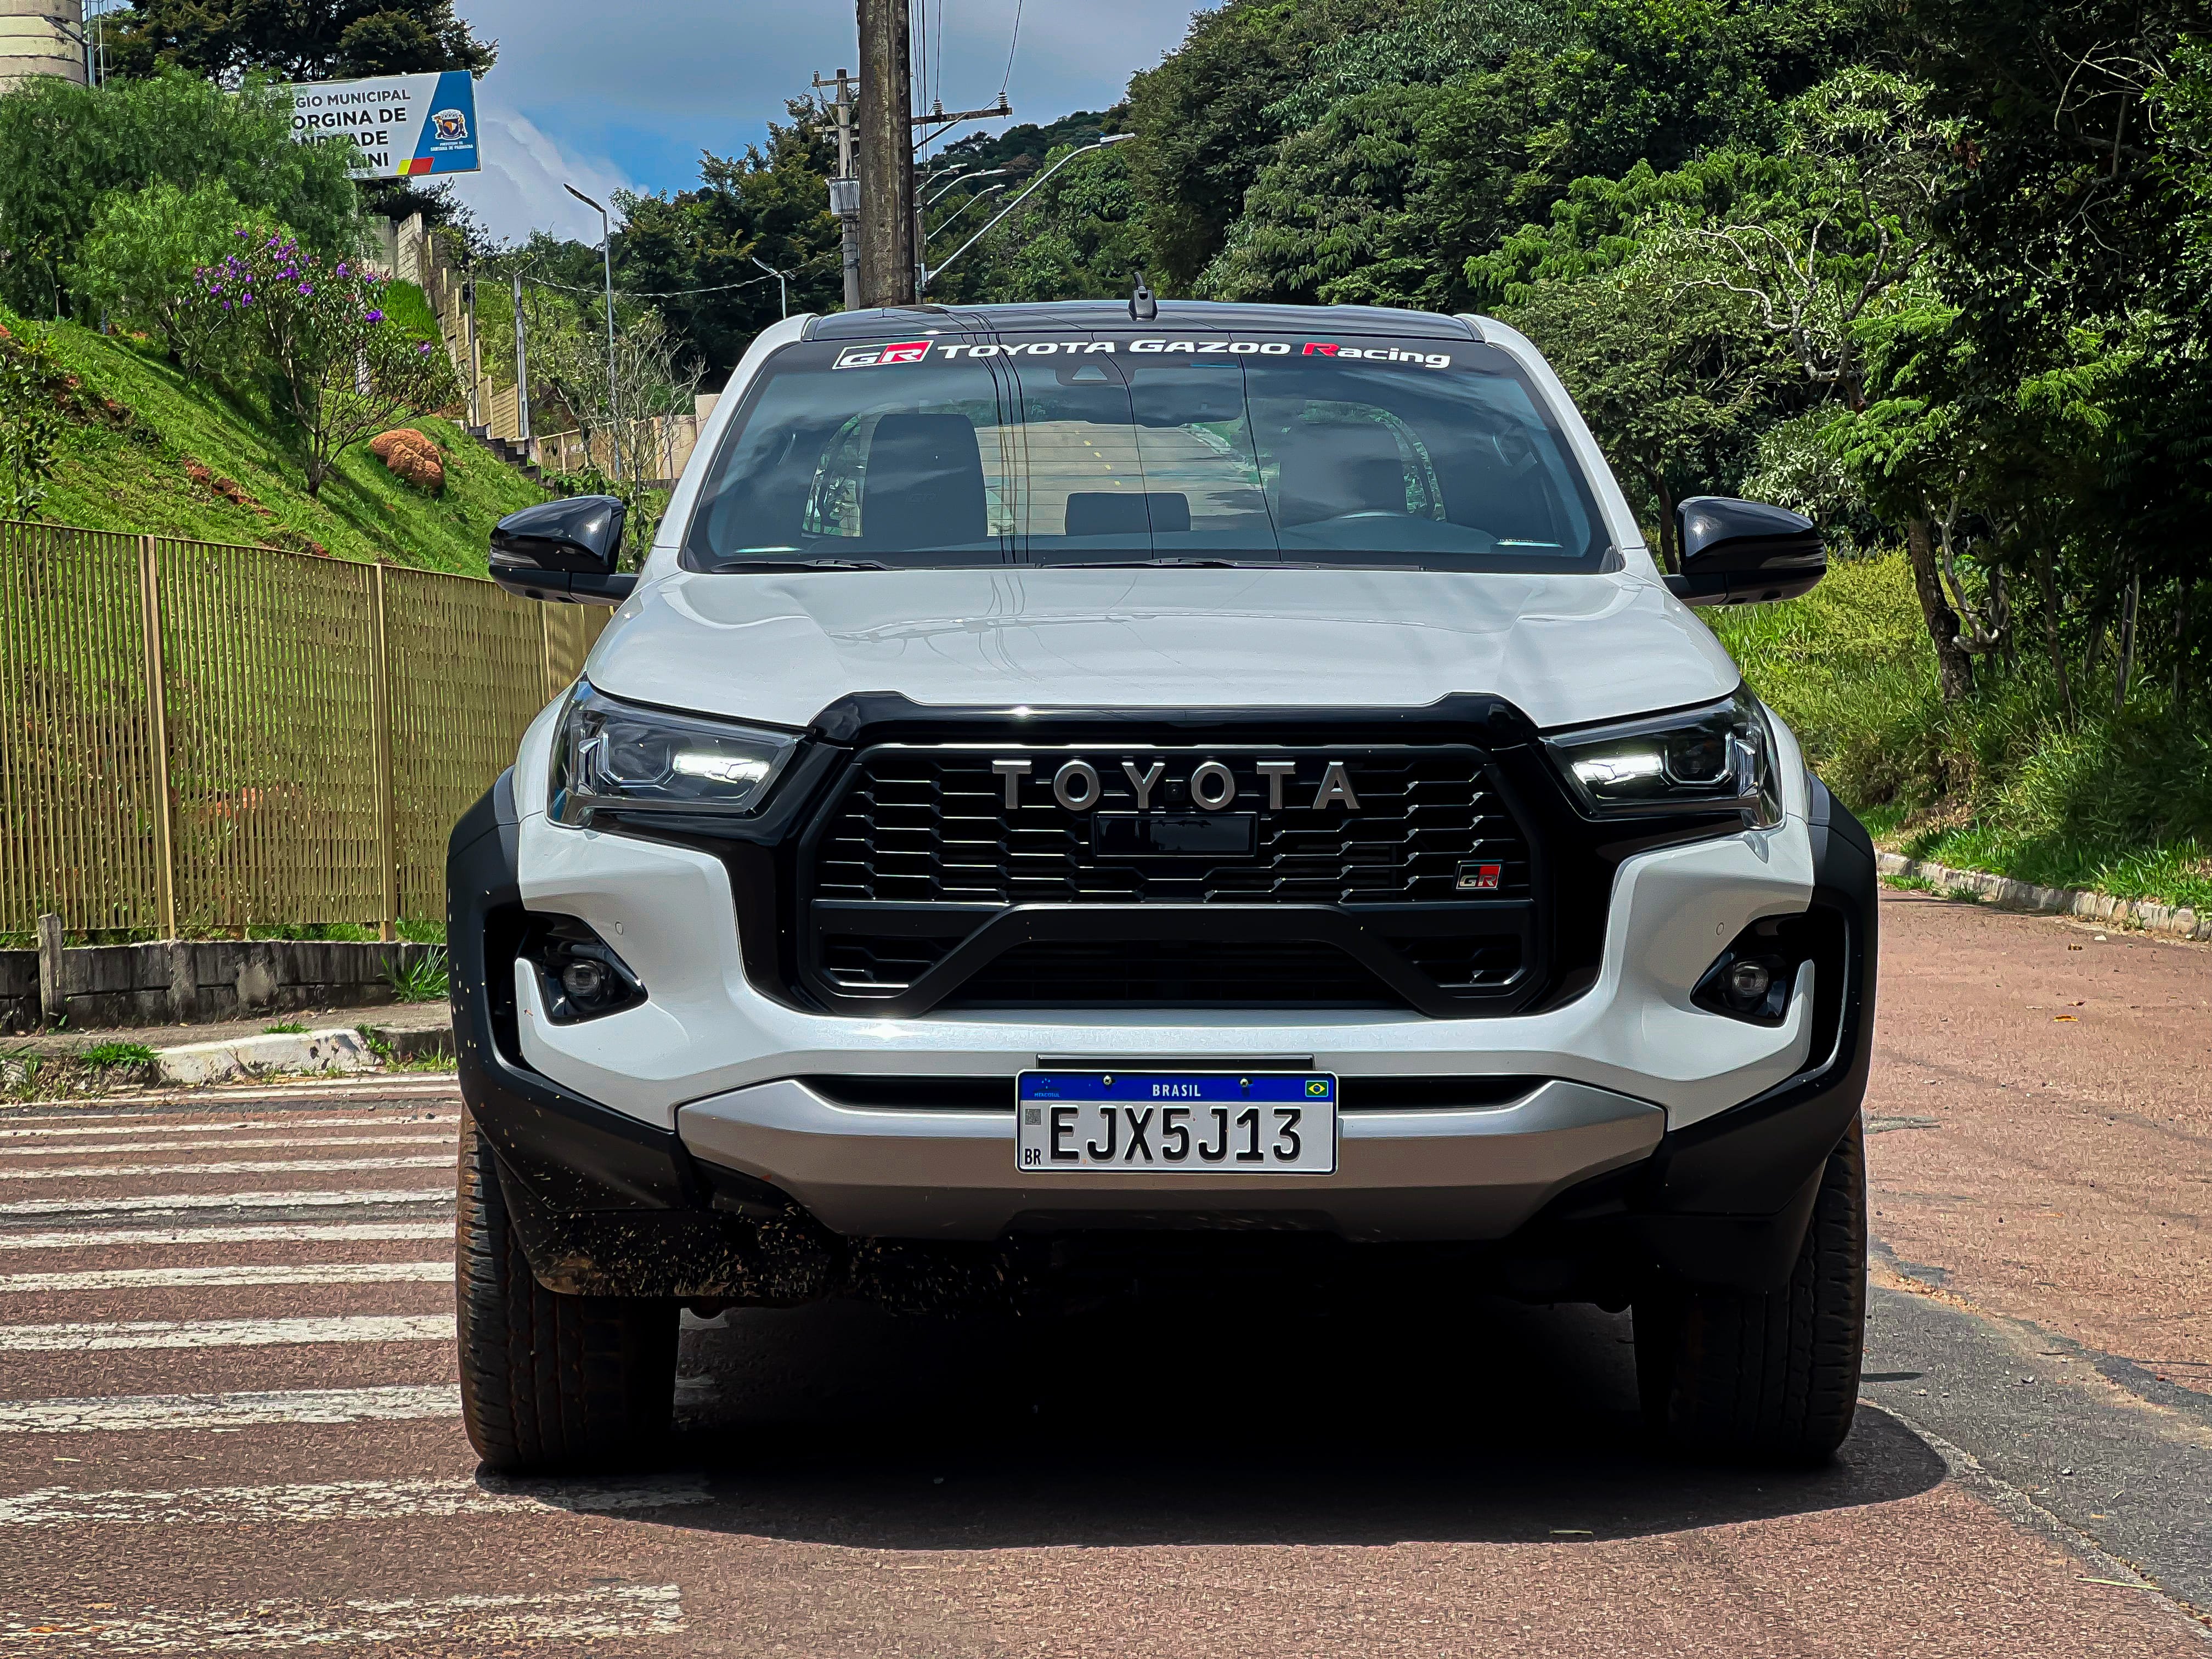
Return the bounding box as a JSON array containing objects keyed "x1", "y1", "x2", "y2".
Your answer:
[{"x1": 584, "y1": 566, "x2": 1741, "y2": 732}]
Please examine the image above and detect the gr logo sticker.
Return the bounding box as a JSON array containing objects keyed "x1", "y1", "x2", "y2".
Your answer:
[{"x1": 834, "y1": 340, "x2": 933, "y2": 369}]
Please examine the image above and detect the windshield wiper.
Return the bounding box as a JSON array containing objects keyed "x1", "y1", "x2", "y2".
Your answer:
[
  {"x1": 1053, "y1": 557, "x2": 1426, "y2": 571},
  {"x1": 1053, "y1": 557, "x2": 1293, "y2": 569},
  {"x1": 710, "y1": 557, "x2": 892, "y2": 572}
]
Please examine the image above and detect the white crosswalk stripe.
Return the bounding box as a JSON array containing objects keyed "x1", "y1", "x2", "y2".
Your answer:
[
  {"x1": 0, "y1": 1115, "x2": 457, "y2": 1140},
  {"x1": 0, "y1": 1384, "x2": 462, "y2": 1434},
  {"x1": 0, "y1": 1584, "x2": 684, "y2": 1649},
  {"x1": 0, "y1": 1155, "x2": 450, "y2": 1182},
  {"x1": 0, "y1": 1093, "x2": 711, "y2": 1650},
  {"x1": 0, "y1": 1187, "x2": 451, "y2": 1219},
  {"x1": 0, "y1": 1475, "x2": 710, "y2": 1526},
  {"x1": 0, "y1": 1134, "x2": 453, "y2": 1158},
  {"x1": 0, "y1": 1261, "x2": 451, "y2": 1293},
  {"x1": 0, "y1": 1221, "x2": 452, "y2": 1251},
  {"x1": 0, "y1": 1314, "x2": 454, "y2": 1351}
]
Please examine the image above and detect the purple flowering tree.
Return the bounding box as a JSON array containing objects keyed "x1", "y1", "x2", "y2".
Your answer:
[{"x1": 191, "y1": 229, "x2": 459, "y2": 497}]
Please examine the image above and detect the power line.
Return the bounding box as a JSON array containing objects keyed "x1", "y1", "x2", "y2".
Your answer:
[
  {"x1": 1001, "y1": 0, "x2": 1023, "y2": 98},
  {"x1": 523, "y1": 272, "x2": 777, "y2": 300}
]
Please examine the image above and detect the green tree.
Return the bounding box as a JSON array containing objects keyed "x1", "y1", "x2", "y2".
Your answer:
[
  {"x1": 1505, "y1": 242, "x2": 1776, "y2": 567},
  {"x1": 64, "y1": 181, "x2": 253, "y2": 373},
  {"x1": 613, "y1": 106, "x2": 843, "y2": 377},
  {"x1": 195, "y1": 227, "x2": 458, "y2": 495},
  {"x1": 0, "y1": 328, "x2": 65, "y2": 520},
  {"x1": 106, "y1": 0, "x2": 494, "y2": 82},
  {"x1": 1126, "y1": 0, "x2": 1410, "y2": 287},
  {"x1": 0, "y1": 71, "x2": 359, "y2": 322}
]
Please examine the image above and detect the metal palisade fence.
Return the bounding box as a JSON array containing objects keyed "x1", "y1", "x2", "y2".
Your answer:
[{"x1": 0, "y1": 521, "x2": 606, "y2": 939}]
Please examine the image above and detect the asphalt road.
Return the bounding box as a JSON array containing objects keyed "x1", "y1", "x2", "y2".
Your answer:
[{"x1": 0, "y1": 890, "x2": 2204, "y2": 1655}]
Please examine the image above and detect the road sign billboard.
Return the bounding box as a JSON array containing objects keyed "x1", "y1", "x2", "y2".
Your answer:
[{"x1": 282, "y1": 71, "x2": 481, "y2": 180}]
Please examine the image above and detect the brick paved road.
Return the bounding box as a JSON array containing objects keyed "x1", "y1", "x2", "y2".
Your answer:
[{"x1": 0, "y1": 893, "x2": 2204, "y2": 1655}]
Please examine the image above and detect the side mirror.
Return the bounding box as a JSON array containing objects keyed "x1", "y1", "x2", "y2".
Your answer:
[
  {"x1": 489, "y1": 495, "x2": 638, "y2": 605},
  {"x1": 1664, "y1": 497, "x2": 1826, "y2": 607}
]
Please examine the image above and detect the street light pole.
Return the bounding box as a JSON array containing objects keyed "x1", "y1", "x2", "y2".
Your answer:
[
  {"x1": 923, "y1": 135, "x2": 1135, "y2": 293},
  {"x1": 564, "y1": 182, "x2": 622, "y2": 482}
]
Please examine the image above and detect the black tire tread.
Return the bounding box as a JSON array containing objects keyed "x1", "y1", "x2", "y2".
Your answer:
[
  {"x1": 1637, "y1": 1117, "x2": 1867, "y2": 1463},
  {"x1": 455, "y1": 1119, "x2": 677, "y2": 1473}
]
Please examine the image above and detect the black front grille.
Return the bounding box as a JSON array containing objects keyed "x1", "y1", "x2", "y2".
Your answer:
[
  {"x1": 940, "y1": 940, "x2": 1397, "y2": 1009},
  {"x1": 797, "y1": 741, "x2": 1543, "y2": 1016},
  {"x1": 814, "y1": 746, "x2": 1531, "y2": 905},
  {"x1": 818, "y1": 933, "x2": 956, "y2": 994}
]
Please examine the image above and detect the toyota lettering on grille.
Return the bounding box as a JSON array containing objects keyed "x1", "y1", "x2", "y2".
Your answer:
[{"x1": 989, "y1": 757, "x2": 1361, "y2": 812}]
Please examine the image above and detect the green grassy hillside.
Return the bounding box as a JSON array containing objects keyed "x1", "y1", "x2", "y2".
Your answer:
[
  {"x1": 4, "y1": 301, "x2": 543, "y2": 574},
  {"x1": 1714, "y1": 555, "x2": 2211, "y2": 911}
]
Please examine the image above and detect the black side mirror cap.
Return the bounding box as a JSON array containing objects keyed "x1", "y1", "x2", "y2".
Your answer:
[
  {"x1": 489, "y1": 495, "x2": 636, "y2": 606},
  {"x1": 1663, "y1": 496, "x2": 1826, "y2": 607}
]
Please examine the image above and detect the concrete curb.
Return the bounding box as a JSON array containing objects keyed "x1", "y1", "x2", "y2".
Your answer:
[
  {"x1": 155, "y1": 1027, "x2": 376, "y2": 1087},
  {"x1": 1877, "y1": 851, "x2": 2211, "y2": 943}
]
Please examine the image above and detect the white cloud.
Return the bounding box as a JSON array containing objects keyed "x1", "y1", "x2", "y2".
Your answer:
[{"x1": 439, "y1": 92, "x2": 635, "y2": 247}]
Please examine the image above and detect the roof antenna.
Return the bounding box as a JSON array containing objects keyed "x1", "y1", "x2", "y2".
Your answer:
[{"x1": 1128, "y1": 266, "x2": 1157, "y2": 322}]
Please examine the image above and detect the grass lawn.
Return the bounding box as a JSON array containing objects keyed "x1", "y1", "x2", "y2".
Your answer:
[
  {"x1": 1712, "y1": 554, "x2": 2211, "y2": 913},
  {"x1": 5, "y1": 304, "x2": 545, "y2": 573}
]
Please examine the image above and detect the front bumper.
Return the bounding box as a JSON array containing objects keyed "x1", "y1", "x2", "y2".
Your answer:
[
  {"x1": 448, "y1": 762, "x2": 1877, "y2": 1300},
  {"x1": 676, "y1": 1076, "x2": 1665, "y2": 1242}
]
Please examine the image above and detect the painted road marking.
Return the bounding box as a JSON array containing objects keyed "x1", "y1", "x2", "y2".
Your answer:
[
  {"x1": 0, "y1": 1584, "x2": 684, "y2": 1648},
  {"x1": 0, "y1": 1188, "x2": 450, "y2": 1220},
  {"x1": 0, "y1": 1313, "x2": 453, "y2": 1351},
  {"x1": 0, "y1": 1476, "x2": 710, "y2": 1526},
  {"x1": 0, "y1": 1384, "x2": 461, "y2": 1434},
  {"x1": 0, "y1": 1135, "x2": 453, "y2": 1158},
  {"x1": 0, "y1": 1379, "x2": 715, "y2": 1434},
  {"x1": 0, "y1": 1261, "x2": 451, "y2": 1293},
  {"x1": 0, "y1": 1115, "x2": 456, "y2": 1140},
  {"x1": 0, "y1": 1155, "x2": 450, "y2": 1182},
  {"x1": 21, "y1": 1079, "x2": 459, "y2": 1110},
  {"x1": 0, "y1": 1221, "x2": 452, "y2": 1251}
]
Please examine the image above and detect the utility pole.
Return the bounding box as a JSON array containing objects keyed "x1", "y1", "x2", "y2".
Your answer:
[
  {"x1": 813, "y1": 69, "x2": 862, "y2": 312},
  {"x1": 855, "y1": 0, "x2": 915, "y2": 308},
  {"x1": 511, "y1": 269, "x2": 532, "y2": 452},
  {"x1": 460, "y1": 257, "x2": 481, "y2": 429}
]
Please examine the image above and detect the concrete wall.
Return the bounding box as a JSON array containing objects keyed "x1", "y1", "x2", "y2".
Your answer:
[
  {"x1": 0, "y1": 940, "x2": 443, "y2": 1033},
  {"x1": 0, "y1": 0, "x2": 87, "y2": 92}
]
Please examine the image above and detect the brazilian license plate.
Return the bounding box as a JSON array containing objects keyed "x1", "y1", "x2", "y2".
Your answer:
[{"x1": 1015, "y1": 1072, "x2": 1338, "y2": 1173}]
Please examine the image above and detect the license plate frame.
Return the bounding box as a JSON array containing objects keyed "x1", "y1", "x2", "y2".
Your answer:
[{"x1": 1015, "y1": 1071, "x2": 1338, "y2": 1174}]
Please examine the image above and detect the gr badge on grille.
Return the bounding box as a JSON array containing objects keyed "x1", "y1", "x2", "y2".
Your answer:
[{"x1": 990, "y1": 756, "x2": 1361, "y2": 812}]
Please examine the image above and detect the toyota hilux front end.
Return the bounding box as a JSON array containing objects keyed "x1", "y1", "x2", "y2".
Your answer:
[{"x1": 449, "y1": 300, "x2": 1877, "y2": 1474}]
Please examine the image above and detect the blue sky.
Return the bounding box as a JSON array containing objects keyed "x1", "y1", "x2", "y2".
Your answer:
[{"x1": 443, "y1": 0, "x2": 1209, "y2": 245}]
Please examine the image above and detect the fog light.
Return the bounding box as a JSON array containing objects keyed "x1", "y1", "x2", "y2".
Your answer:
[
  {"x1": 1725, "y1": 960, "x2": 1773, "y2": 1005},
  {"x1": 521, "y1": 916, "x2": 646, "y2": 1024},
  {"x1": 560, "y1": 958, "x2": 611, "y2": 1003}
]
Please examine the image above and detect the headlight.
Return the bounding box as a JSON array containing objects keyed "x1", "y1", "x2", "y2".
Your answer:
[
  {"x1": 1544, "y1": 688, "x2": 1782, "y2": 827},
  {"x1": 550, "y1": 681, "x2": 798, "y2": 825}
]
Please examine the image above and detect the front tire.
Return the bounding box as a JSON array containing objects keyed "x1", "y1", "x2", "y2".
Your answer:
[
  {"x1": 1634, "y1": 1117, "x2": 1867, "y2": 1463},
  {"x1": 456, "y1": 1119, "x2": 678, "y2": 1473}
]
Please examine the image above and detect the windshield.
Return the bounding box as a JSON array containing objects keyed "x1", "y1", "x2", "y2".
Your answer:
[{"x1": 682, "y1": 331, "x2": 1610, "y2": 573}]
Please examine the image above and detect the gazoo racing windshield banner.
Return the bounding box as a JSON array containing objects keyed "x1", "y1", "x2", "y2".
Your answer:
[
  {"x1": 281, "y1": 72, "x2": 481, "y2": 180},
  {"x1": 834, "y1": 336, "x2": 1461, "y2": 370}
]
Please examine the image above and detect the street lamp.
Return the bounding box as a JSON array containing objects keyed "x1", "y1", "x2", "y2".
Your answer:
[
  {"x1": 922, "y1": 135, "x2": 1135, "y2": 293},
  {"x1": 563, "y1": 183, "x2": 622, "y2": 482},
  {"x1": 751, "y1": 255, "x2": 790, "y2": 320},
  {"x1": 924, "y1": 167, "x2": 1006, "y2": 207},
  {"x1": 929, "y1": 183, "x2": 1006, "y2": 239}
]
